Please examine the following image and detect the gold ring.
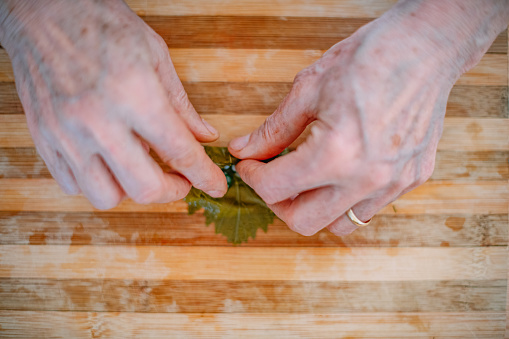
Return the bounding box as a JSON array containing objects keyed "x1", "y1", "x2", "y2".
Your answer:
[{"x1": 346, "y1": 208, "x2": 371, "y2": 227}]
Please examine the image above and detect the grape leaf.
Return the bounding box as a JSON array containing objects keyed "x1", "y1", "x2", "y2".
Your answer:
[{"x1": 184, "y1": 146, "x2": 276, "y2": 244}]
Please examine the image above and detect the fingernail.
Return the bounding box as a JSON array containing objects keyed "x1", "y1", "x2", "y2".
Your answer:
[
  {"x1": 209, "y1": 190, "x2": 226, "y2": 198},
  {"x1": 201, "y1": 118, "x2": 218, "y2": 136},
  {"x1": 230, "y1": 134, "x2": 250, "y2": 151}
]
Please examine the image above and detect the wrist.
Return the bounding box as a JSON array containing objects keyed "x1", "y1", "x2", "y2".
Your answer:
[
  {"x1": 374, "y1": 0, "x2": 509, "y2": 81},
  {"x1": 0, "y1": 0, "x2": 38, "y2": 52}
]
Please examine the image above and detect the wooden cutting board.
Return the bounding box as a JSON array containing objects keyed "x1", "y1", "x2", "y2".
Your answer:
[{"x1": 0, "y1": 1, "x2": 508, "y2": 337}]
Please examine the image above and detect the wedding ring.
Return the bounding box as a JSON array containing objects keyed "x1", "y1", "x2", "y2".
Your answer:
[{"x1": 346, "y1": 208, "x2": 372, "y2": 227}]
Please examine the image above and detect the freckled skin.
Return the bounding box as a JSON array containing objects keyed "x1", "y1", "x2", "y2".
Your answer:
[
  {"x1": 229, "y1": 0, "x2": 509, "y2": 236},
  {"x1": 0, "y1": 0, "x2": 227, "y2": 209}
]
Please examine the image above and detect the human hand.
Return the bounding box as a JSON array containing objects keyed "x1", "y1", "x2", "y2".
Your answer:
[
  {"x1": 228, "y1": 0, "x2": 506, "y2": 236},
  {"x1": 0, "y1": 0, "x2": 227, "y2": 209}
]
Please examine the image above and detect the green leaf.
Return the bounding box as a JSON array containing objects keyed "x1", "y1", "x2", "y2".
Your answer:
[{"x1": 184, "y1": 146, "x2": 278, "y2": 244}]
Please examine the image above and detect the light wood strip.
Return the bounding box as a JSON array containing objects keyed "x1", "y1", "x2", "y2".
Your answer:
[
  {"x1": 0, "y1": 311, "x2": 505, "y2": 337},
  {"x1": 439, "y1": 118, "x2": 509, "y2": 152},
  {"x1": 1, "y1": 115, "x2": 507, "y2": 151},
  {"x1": 432, "y1": 151, "x2": 509, "y2": 181},
  {"x1": 504, "y1": 28, "x2": 508, "y2": 339},
  {"x1": 0, "y1": 278, "x2": 504, "y2": 313},
  {"x1": 0, "y1": 212, "x2": 506, "y2": 247},
  {"x1": 0, "y1": 179, "x2": 506, "y2": 214},
  {"x1": 0, "y1": 49, "x2": 505, "y2": 84},
  {"x1": 0, "y1": 114, "x2": 32, "y2": 148},
  {"x1": 2, "y1": 82, "x2": 507, "y2": 118},
  {"x1": 176, "y1": 49, "x2": 509, "y2": 85},
  {"x1": 125, "y1": 0, "x2": 398, "y2": 18},
  {"x1": 0, "y1": 245, "x2": 505, "y2": 281},
  {"x1": 2, "y1": 148, "x2": 507, "y2": 182}
]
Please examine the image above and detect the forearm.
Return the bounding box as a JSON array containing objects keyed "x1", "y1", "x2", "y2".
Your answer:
[
  {"x1": 0, "y1": 0, "x2": 42, "y2": 50},
  {"x1": 0, "y1": 0, "x2": 131, "y2": 52},
  {"x1": 386, "y1": 0, "x2": 508, "y2": 75}
]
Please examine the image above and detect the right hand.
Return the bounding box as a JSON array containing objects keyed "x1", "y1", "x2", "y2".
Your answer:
[
  {"x1": 228, "y1": 0, "x2": 506, "y2": 236},
  {"x1": 0, "y1": 0, "x2": 227, "y2": 209}
]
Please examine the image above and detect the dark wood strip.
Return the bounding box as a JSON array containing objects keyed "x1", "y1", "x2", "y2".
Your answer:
[
  {"x1": 2, "y1": 148, "x2": 507, "y2": 182},
  {"x1": 446, "y1": 85, "x2": 508, "y2": 118},
  {"x1": 140, "y1": 16, "x2": 507, "y2": 54},
  {"x1": 0, "y1": 278, "x2": 504, "y2": 313},
  {"x1": 144, "y1": 16, "x2": 369, "y2": 50},
  {"x1": 0, "y1": 212, "x2": 505, "y2": 247},
  {"x1": 1, "y1": 82, "x2": 506, "y2": 117},
  {"x1": 0, "y1": 82, "x2": 22, "y2": 115},
  {"x1": 184, "y1": 82, "x2": 291, "y2": 116},
  {"x1": 0, "y1": 148, "x2": 49, "y2": 179}
]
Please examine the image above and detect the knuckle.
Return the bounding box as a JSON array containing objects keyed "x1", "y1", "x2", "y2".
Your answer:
[
  {"x1": 293, "y1": 67, "x2": 312, "y2": 86},
  {"x1": 287, "y1": 219, "x2": 317, "y2": 237},
  {"x1": 368, "y1": 165, "x2": 393, "y2": 190},
  {"x1": 258, "y1": 117, "x2": 281, "y2": 144},
  {"x1": 167, "y1": 144, "x2": 201, "y2": 170},
  {"x1": 397, "y1": 173, "x2": 414, "y2": 192},
  {"x1": 172, "y1": 182, "x2": 192, "y2": 201},
  {"x1": 175, "y1": 88, "x2": 191, "y2": 106},
  {"x1": 284, "y1": 211, "x2": 319, "y2": 237},
  {"x1": 149, "y1": 32, "x2": 170, "y2": 58},
  {"x1": 155, "y1": 34, "x2": 169, "y2": 51},
  {"x1": 421, "y1": 159, "x2": 435, "y2": 182},
  {"x1": 98, "y1": 135, "x2": 120, "y2": 156},
  {"x1": 133, "y1": 185, "x2": 163, "y2": 205},
  {"x1": 415, "y1": 158, "x2": 436, "y2": 186},
  {"x1": 258, "y1": 189, "x2": 279, "y2": 205},
  {"x1": 328, "y1": 220, "x2": 356, "y2": 236},
  {"x1": 173, "y1": 89, "x2": 194, "y2": 115},
  {"x1": 91, "y1": 196, "x2": 121, "y2": 210}
]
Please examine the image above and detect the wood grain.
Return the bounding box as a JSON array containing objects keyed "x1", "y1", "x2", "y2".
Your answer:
[
  {"x1": 432, "y1": 151, "x2": 509, "y2": 181},
  {"x1": 0, "y1": 82, "x2": 23, "y2": 115},
  {"x1": 2, "y1": 148, "x2": 507, "y2": 182},
  {"x1": 0, "y1": 212, "x2": 505, "y2": 247},
  {"x1": 0, "y1": 278, "x2": 504, "y2": 313},
  {"x1": 125, "y1": 0, "x2": 398, "y2": 18},
  {"x1": 140, "y1": 16, "x2": 508, "y2": 54},
  {"x1": 0, "y1": 179, "x2": 506, "y2": 214},
  {"x1": 1, "y1": 115, "x2": 508, "y2": 151},
  {"x1": 2, "y1": 82, "x2": 507, "y2": 118},
  {"x1": 0, "y1": 1, "x2": 506, "y2": 336},
  {"x1": 0, "y1": 245, "x2": 505, "y2": 281},
  {"x1": 0, "y1": 49, "x2": 505, "y2": 84},
  {"x1": 0, "y1": 310, "x2": 505, "y2": 338}
]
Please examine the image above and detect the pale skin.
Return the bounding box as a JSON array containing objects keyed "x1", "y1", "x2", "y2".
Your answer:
[{"x1": 1, "y1": 0, "x2": 507, "y2": 235}]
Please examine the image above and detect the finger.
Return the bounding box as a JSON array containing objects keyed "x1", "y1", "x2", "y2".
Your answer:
[
  {"x1": 140, "y1": 139, "x2": 150, "y2": 153},
  {"x1": 98, "y1": 131, "x2": 192, "y2": 204},
  {"x1": 235, "y1": 129, "x2": 337, "y2": 205},
  {"x1": 150, "y1": 37, "x2": 218, "y2": 143},
  {"x1": 229, "y1": 78, "x2": 317, "y2": 160},
  {"x1": 34, "y1": 137, "x2": 80, "y2": 195},
  {"x1": 52, "y1": 151, "x2": 81, "y2": 195},
  {"x1": 70, "y1": 154, "x2": 125, "y2": 210},
  {"x1": 327, "y1": 189, "x2": 401, "y2": 237},
  {"x1": 269, "y1": 185, "x2": 363, "y2": 236},
  {"x1": 130, "y1": 89, "x2": 227, "y2": 197}
]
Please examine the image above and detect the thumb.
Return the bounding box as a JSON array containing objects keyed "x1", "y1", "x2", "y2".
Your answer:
[{"x1": 229, "y1": 82, "x2": 316, "y2": 160}]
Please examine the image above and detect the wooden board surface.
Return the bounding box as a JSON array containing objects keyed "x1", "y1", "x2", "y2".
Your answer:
[{"x1": 0, "y1": 1, "x2": 507, "y2": 338}]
